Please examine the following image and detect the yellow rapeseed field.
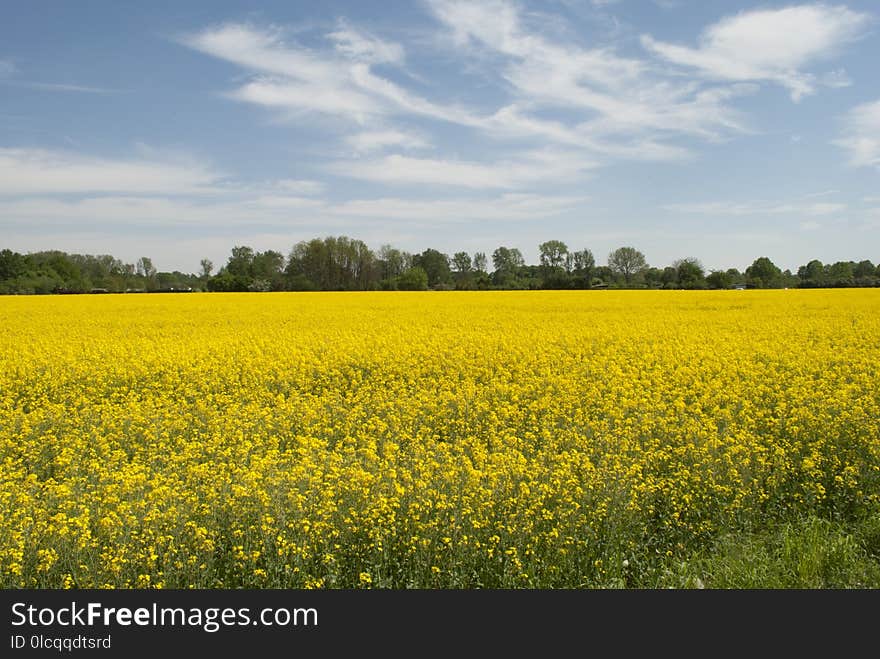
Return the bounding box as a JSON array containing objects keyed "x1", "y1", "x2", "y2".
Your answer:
[{"x1": 1, "y1": 290, "x2": 879, "y2": 588}]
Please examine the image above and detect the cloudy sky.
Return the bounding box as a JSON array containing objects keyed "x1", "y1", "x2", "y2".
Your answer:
[{"x1": 2, "y1": 0, "x2": 879, "y2": 273}]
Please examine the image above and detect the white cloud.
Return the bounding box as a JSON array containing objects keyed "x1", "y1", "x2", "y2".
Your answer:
[
  {"x1": 9, "y1": 81, "x2": 112, "y2": 93},
  {"x1": 182, "y1": 23, "x2": 473, "y2": 127},
  {"x1": 427, "y1": 0, "x2": 753, "y2": 144},
  {"x1": 228, "y1": 77, "x2": 381, "y2": 123},
  {"x1": 331, "y1": 192, "x2": 586, "y2": 221},
  {"x1": 663, "y1": 200, "x2": 848, "y2": 216},
  {"x1": 821, "y1": 69, "x2": 852, "y2": 89},
  {"x1": 0, "y1": 147, "x2": 222, "y2": 196},
  {"x1": 0, "y1": 191, "x2": 585, "y2": 229},
  {"x1": 833, "y1": 99, "x2": 880, "y2": 168},
  {"x1": 345, "y1": 130, "x2": 431, "y2": 153},
  {"x1": 182, "y1": 7, "x2": 760, "y2": 168},
  {"x1": 328, "y1": 150, "x2": 596, "y2": 188},
  {"x1": 250, "y1": 196, "x2": 326, "y2": 210},
  {"x1": 272, "y1": 179, "x2": 326, "y2": 195},
  {"x1": 641, "y1": 4, "x2": 870, "y2": 101},
  {"x1": 328, "y1": 22, "x2": 405, "y2": 65}
]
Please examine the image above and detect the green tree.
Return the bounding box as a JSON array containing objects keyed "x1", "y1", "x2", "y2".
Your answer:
[
  {"x1": 825, "y1": 261, "x2": 854, "y2": 287},
  {"x1": 797, "y1": 259, "x2": 825, "y2": 287},
  {"x1": 491, "y1": 246, "x2": 525, "y2": 287},
  {"x1": 378, "y1": 245, "x2": 411, "y2": 281},
  {"x1": 608, "y1": 246, "x2": 647, "y2": 286},
  {"x1": 853, "y1": 259, "x2": 875, "y2": 280},
  {"x1": 746, "y1": 256, "x2": 783, "y2": 288},
  {"x1": 706, "y1": 270, "x2": 732, "y2": 289},
  {"x1": 473, "y1": 252, "x2": 488, "y2": 274},
  {"x1": 252, "y1": 250, "x2": 285, "y2": 290},
  {"x1": 397, "y1": 266, "x2": 429, "y2": 290},
  {"x1": 0, "y1": 249, "x2": 26, "y2": 280},
  {"x1": 674, "y1": 257, "x2": 706, "y2": 289},
  {"x1": 135, "y1": 256, "x2": 157, "y2": 290},
  {"x1": 413, "y1": 249, "x2": 452, "y2": 288},
  {"x1": 538, "y1": 240, "x2": 568, "y2": 270},
  {"x1": 452, "y1": 251, "x2": 474, "y2": 289},
  {"x1": 452, "y1": 251, "x2": 472, "y2": 274},
  {"x1": 570, "y1": 249, "x2": 595, "y2": 287},
  {"x1": 225, "y1": 247, "x2": 254, "y2": 278}
]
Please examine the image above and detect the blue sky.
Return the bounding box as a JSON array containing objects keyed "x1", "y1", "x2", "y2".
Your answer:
[{"x1": 2, "y1": 0, "x2": 879, "y2": 274}]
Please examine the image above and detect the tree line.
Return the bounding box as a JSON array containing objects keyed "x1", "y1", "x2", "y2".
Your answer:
[{"x1": 1, "y1": 239, "x2": 878, "y2": 294}]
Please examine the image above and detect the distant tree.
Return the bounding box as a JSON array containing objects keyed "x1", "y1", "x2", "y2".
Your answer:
[
  {"x1": 378, "y1": 245, "x2": 411, "y2": 281},
  {"x1": 226, "y1": 246, "x2": 255, "y2": 278},
  {"x1": 451, "y1": 251, "x2": 474, "y2": 289},
  {"x1": 136, "y1": 256, "x2": 156, "y2": 279},
  {"x1": 251, "y1": 250, "x2": 285, "y2": 290},
  {"x1": 538, "y1": 240, "x2": 569, "y2": 270},
  {"x1": 473, "y1": 252, "x2": 488, "y2": 274},
  {"x1": 643, "y1": 267, "x2": 663, "y2": 289},
  {"x1": 673, "y1": 257, "x2": 706, "y2": 289},
  {"x1": 745, "y1": 257, "x2": 783, "y2": 288},
  {"x1": 591, "y1": 265, "x2": 611, "y2": 285},
  {"x1": 608, "y1": 246, "x2": 647, "y2": 286},
  {"x1": 397, "y1": 266, "x2": 429, "y2": 291},
  {"x1": 285, "y1": 236, "x2": 378, "y2": 291},
  {"x1": 797, "y1": 259, "x2": 825, "y2": 287},
  {"x1": 492, "y1": 246, "x2": 524, "y2": 274},
  {"x1": 705, "y1": 270, "x2": 732, "y2": 289},
  {"x1": 491, "y1": 246, "x2": 525, "y2": 286},
  {"x1": 825, "y1": 261, "x2": 854, "y2": 287},
  {"x1": 199, "y1": 258, "x2": 213, "y2": 279},
  {"x1": 660, "y1": 266, "x2": 678, "y2": 288},
  {"x1": 0, "y1": 249, "x2": 26, "y2": 280},
  {"x1": 452, "y1": 252, "x2": 472, "y2": 274},
  {"x1": 854, "y1": 259, "x2": 875, "y2": 279},
  {"x1": 413, "y1": 249, "x2": 452, "y2": 288},
  {"x1": 135, "y1": 256, "x2": 157, "y2": 290},
  {"x1": 570, "y1": 248, "x2": 595, "y2": 288}
]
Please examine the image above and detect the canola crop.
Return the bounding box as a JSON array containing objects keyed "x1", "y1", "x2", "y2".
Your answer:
[{"x1": 1, "y1": 290, "x2": 878, "y2": 588}]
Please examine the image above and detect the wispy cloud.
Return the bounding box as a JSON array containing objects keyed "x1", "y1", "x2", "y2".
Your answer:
[
  {"x1": 0, "y1": 57, "x2": 113, "y2": 92},
  {"x1": 180, "y1": 3, "x2": 768, "y2": 174},
  {"x1": 427, "y1": 0, "x2": 753, "y2": 143},
  {"x1": 345, "y1": 129, "x2": 431, "y2": 153},
  {"x1": 328, "y1": 21, "x2": 406, "y2": 65},
  {"x1": 0, "y1": 147, "x2": 222, "y2": 196},
  {"x1": 328, "y1": 150, "x2": 596, "y2": 188},
  {"x1": 0, "y1": 190, "x2": 585, "y2": 229},
  {"x1": 180, "y1": 22, "x2": 475, "y2": 127},
  {"x1": 641, "y1": 4, "x2": 870, "y2": 101},
  {"x1": 331, "y1": 192, "x2": 586, "y2": 222},
  {"x1": 270, "y1": 179, "x2": 326, "y2": 195},
  {"x1": 5, "y1": 80, "x2": 114, "y2": 93},
  {"x1": 664, "y1": 200, "x2": 847, "y2": 216},
  {"x1": 833, "y1": 99, "x2": 880, "y2": 168}
]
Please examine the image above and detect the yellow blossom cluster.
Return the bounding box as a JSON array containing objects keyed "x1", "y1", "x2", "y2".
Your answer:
[{"x1": 1, "y1": 290, "x2": 878, "y2": 588}]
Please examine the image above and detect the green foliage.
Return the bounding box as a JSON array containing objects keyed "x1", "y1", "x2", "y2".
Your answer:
[
  {"x1": 1, "y1": 242, "x2": 878, "y2": 294},
  {"x1": 705, "y1": 270, "x2": 732, "y2": 289},
  {"x1": 674, "y1": 257, "x2": 706, "y2": 289},
  {"x1": 396, "y1": 266, "x2": 429, "y2": 290},
  {"x1": 664, "y1": 517, "x2": 880, "y2": 589},
  {"x1": 746, "y1": 256, "x2": 783, "y2": 288},
  {"x1": 413, "y1": 249, "x2": 452, "y2": 288},
  {"x1": 608, "y1": 246, "x2": 648, "y2": 285}
]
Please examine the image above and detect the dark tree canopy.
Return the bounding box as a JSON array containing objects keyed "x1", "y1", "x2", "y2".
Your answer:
[
  {"x1": 608, "y1": 246, "x2": 648, "y2": 284},
  {"x1": 1, "y1": 239, "x2": 877, "y2": 294}
]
